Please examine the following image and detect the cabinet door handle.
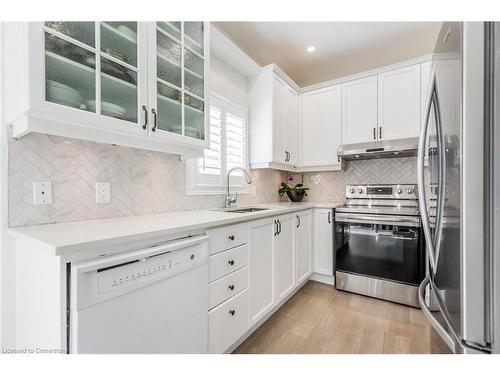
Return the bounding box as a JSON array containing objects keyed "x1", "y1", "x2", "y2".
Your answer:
[
  {"x1": 151, "y1": 109, "x2": 158, "y2": 132},
  {"x1": 328, "y1": 211, "x2": 331, "y2": 224},
  {"x1": 141, "y1": 105, "x2": 148, "y2": 130},
  {"x1": 274, "y1": 220, "x2": 278, "y2": 236},
  {"x1": 228, "y1": 260, "x2": 235, "y2": 266},
  {"x1": 379, "y1": 126, "x2": 382, "y2": 139},
  {"x1": 228, "y1": 284, "x2": 235, "y2": 291},
  {"x1": 228, "y1": 235, "x2": 235, "y2": 241},
  {"x1": 373, "y1": 127, "x2": 376, "y2": 140},
  {"x1": 277, "y1": 220, "x2": 282, "y2": 235},
  {"x1": 228, "y1": 309, "x2": 236, "y2": 316},
  {"x1": 296, "y1": 214, "x2": 300, "y2": 228}
]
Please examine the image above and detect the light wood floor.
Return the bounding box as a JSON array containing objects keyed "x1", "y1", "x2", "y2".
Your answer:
[{"x1": 234, "y1": 281, "x2": 451, "y2": 354}]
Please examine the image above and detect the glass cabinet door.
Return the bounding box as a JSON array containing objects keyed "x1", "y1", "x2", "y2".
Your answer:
[
  {"x1": 100, "y1": 22, "x2": 139, "y2": 124},
  {"x1": 44, "y1": 22, "x2": 96, "y2": 112},
  {"x1": 43, "y1": 22, "x2": 145, "y2": 129},
  {"x1": 153, "y1": 21, "x2": 206, "y2": 141}
]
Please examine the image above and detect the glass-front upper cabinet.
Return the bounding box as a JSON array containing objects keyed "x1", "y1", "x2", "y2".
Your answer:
[
  {"x1": 43, "y1": 22, "x2": 147, "y2": 133},
  {"x1": 150, "y1": 22, "x2": 207, "y2": 142}
]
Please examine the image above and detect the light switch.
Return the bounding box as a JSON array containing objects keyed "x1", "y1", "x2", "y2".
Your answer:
[
  {"x1": 96, "y1": 182, "x2": 111, "y2": 204},
  {"x1": 33, "y1": 181, "x2": 52, "y2": 205}
]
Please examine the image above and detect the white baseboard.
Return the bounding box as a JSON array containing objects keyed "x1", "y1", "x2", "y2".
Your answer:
[{"x1": 309, "y1": 272, "x2": 335, "y2": 285}]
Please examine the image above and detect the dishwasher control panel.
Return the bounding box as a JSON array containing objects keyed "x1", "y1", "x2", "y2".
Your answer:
[{"x1": 97, "y1": 241, "x2": 206, "y2": 294}]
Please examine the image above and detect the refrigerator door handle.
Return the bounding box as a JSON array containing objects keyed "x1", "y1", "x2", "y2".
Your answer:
[
  {"x1": 418, "y1": 275, "x2": 457, "y2": 352},
  {"x1": 417, "y1": 68, "x2": 438, "y2": 272},
  {"x1": 432, "y1": 79, "x2": 447, "y2": 268}
]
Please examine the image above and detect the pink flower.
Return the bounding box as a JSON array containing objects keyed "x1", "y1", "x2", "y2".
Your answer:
[{"x1": 287, "y1": 174, "x2": 294, "y2": 182}]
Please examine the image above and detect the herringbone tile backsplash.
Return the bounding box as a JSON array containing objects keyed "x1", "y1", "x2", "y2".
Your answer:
[
  {"x1": 294, "y1": 157, "x2": 417, "y2": 204},
  {"x1": 8, "y1": 134, "x2": 282, "y2": 227},
  {"x1": 9, "y1": 133, "x2": 417, "y2": 227}
]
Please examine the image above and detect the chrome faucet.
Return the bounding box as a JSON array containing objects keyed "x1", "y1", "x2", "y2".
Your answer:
[{"x1": 225, "y1": 167, "x2": 252, "y2": 208}]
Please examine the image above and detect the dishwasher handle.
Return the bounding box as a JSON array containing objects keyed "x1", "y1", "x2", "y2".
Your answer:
[{"x1": 74, "y1": 235, "x2": 210, "y2": 274}]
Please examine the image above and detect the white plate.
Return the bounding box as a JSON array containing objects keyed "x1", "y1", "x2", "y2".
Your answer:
[
  {"x1": 86, "y1": 100, "x2": 128, "y2": 119},
  {"x1": 46, "y1": 80, "x2": 82, "y2": 108}
]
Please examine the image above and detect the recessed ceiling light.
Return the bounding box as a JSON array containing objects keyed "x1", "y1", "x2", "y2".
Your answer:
[{"x1": 307, "y1": 46, "x2": 316, "y2": 53}]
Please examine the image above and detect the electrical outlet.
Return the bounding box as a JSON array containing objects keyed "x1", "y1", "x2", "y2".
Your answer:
[
  {"x1": 95, "y1": 182, "x2": 111, "y2": 204},
  {"x1": 33, "y1": 181, "x2": 52, "y2": 205},
  {"x1": 250, "y1": 185, "x2": 257, "y2": 198}
]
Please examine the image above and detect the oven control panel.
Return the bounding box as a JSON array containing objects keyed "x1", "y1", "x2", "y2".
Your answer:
[{"x1": 346, "y1": 184, "x2": 417, "y2": 199}]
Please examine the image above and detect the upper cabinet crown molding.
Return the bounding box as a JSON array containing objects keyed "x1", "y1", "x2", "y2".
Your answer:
[
  {"x1": 301, "y1": 53, "x2": 434, "y2": 94},
  {"x1": 3, "y1": 22, "x2": 210, "y2": 158}
]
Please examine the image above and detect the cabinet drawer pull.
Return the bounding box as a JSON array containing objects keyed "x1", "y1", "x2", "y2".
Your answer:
[
  {"x1": 228, "y1": 235, "x2": 235, "y2": 241},
  {"x1": 228, "y1": 284, "x2": 235, "y2": 291},
  {"x1": 229, "y1": 309, "x2": 236, "y2": 316},
  {"x1": 373, "y1": 127, "x2": 376, "y2": 140},
  {"x1": 151, "y1": 109, "x2": 158, "y2": 132},
  {"x1": 141, "y1": 105, "x2": 148, "y2": 130},
  {"x1": 228, "y1": 260, "x2": 235, "y2": 266},
  {"x1": 328, "y1": 211, "x2": 331, "y2": 224},
  {"x1": 296, "y1": 214, "x2": 301, "y2": 228},
  {"x1": 379, "y1": 126, "x2": 382, "y2": 139}
]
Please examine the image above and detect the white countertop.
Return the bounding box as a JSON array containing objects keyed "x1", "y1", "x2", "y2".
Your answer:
[{"x1": 7, "y1": 202, "x2": 343, "y2": 257}]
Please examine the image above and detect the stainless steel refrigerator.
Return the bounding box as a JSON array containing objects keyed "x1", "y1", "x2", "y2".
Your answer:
[{"x1": 417, "y1": 21, "x2": 499, "y2": 354}]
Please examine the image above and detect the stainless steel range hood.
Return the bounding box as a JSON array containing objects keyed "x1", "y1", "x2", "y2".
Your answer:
[{"x1": 337, "y1": 137, "x2": 419, "y2": 160}]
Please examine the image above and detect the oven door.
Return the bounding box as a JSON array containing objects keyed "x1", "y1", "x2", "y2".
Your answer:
[{"x1": 334, "y1": 213, "x2": 424, "y2": 287}]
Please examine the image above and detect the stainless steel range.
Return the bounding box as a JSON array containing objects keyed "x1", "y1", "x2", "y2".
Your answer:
[{"x1": 334, "y1": 184, "x2": 424, "y2": 307}]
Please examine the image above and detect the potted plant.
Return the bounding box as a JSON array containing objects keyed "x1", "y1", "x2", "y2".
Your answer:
[{"x1": 279, "y1": 173, "x2": 309, "y2": 202}]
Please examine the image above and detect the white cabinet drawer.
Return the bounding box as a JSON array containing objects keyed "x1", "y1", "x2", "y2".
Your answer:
[
  {"x1": 207, "y1": 223, "x2": 248, "y2": 255},
  {"x1": 209, "y1": 289, "x2": 248, "y2": 354},
  {"x1": 209, "y1": 244, "x2": 248, "y2": 282},
  {"x1": 209, "y1": 267, "x2": 248, "y2": 310}
]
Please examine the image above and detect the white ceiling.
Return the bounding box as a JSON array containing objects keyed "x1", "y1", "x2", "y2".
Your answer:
[{"x1": 214, "y1": 22, "x2": 442, "y2": 87}]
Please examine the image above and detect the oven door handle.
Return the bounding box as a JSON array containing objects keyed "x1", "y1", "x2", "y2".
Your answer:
[{"x1": 335, "y1": 214, "x2": 420, "y2": 227}]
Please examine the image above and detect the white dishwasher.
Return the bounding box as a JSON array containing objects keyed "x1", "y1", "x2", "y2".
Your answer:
[{"x1": 70, "y1": 235, "x2": 209, "y2": 354}]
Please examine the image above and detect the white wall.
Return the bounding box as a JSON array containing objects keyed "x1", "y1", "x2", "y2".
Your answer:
[
  {"x1": 209, "y1": 53, "x2": 249, "y2": 107},
  {"x1": 1, "y1": 22, "x2": 17, "y2": 350}
]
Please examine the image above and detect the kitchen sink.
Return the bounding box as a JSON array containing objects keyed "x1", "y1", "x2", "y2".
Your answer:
[{"x1": 221, "y1": 207, "x2": 270, "y2": 213}]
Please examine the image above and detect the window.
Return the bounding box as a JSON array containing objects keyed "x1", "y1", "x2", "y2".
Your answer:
[{"x1": 186, "y1": 94, "x2": 248, "y2": 194}]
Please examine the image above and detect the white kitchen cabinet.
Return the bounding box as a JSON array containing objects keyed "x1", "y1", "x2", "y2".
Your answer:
[
  {"x1": 295, "y1": 210, "x2": 312, "y2": 285},
  {"x1": 313, "y1": 209, "x2": 334, "y2": 276},
  {"x1": 341, "y1": 75, "x2": 378, "y2": 144},
  {"x1": 208, "y1": 289, "x2": 248, "y2": 354},
  {"x1": 3, "y1": 21, "x2": 209, "y2": 157},
  {"x1": 249, "y1": 64, "x2": 299, "y2": 171},
  {"x1": 274, "y1": 214, "x2": 295, "y2": 303},
  {"x1": 301, "y1": 85, "x2": 342, "y2": 169},
  {"x1": 284, "y1": 85, "x2": 298, "y2": 165},
  {"x1": 378, "y1": 64, "x2": 421, "y2": 140},
  {"x1": 248, "y1": 217, "x2": 276, "y2": 326}
]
